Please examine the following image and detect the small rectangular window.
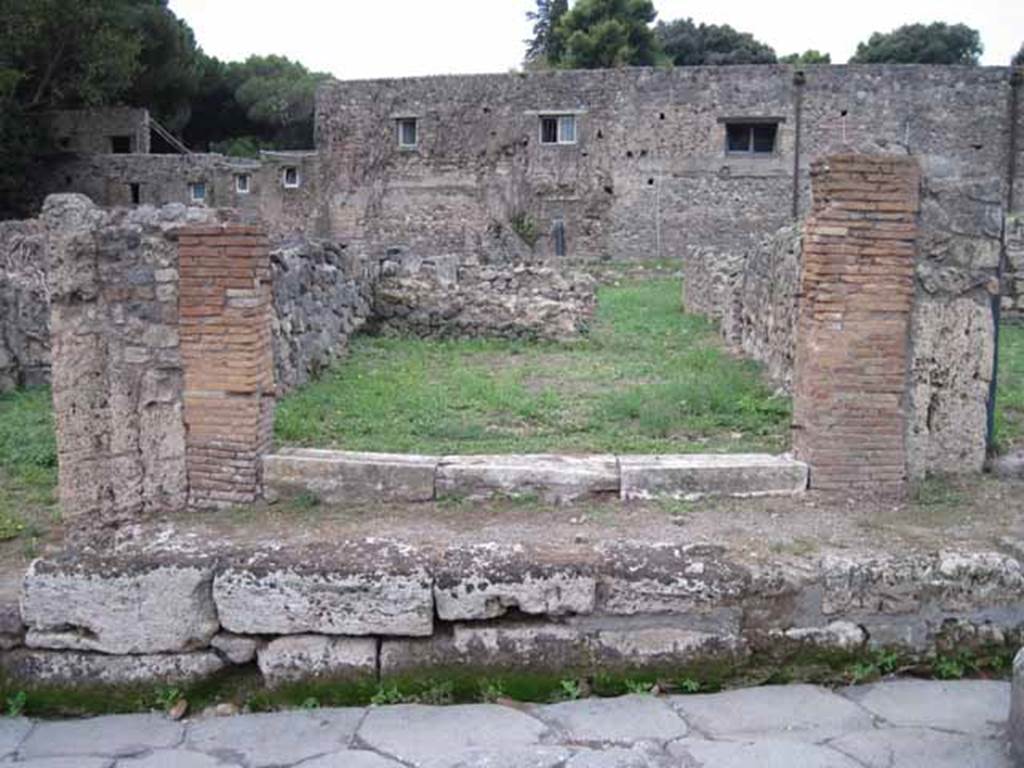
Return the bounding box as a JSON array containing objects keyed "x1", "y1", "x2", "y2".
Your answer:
[
  {"x1": 397, "y1": 118, "x2": 418, "y2": 148},
  {"x1": 725, "y1": 122, "x2": 777, "y2": 156},
  {"x1": 129, "y1": 183, "x2": 140, "y2": 205},
  {"x1": 110, "y1": 135, "x2": 132, "y2": 154},
  {"x1": 540, "y1": 114, "x2": 577, "y2": 145},
  {"x1": 282, "y1": 167, "x2": 300, "y2": 188},
  {"x1": 188, "y1": 182, "x2": 206, "y2": 203},
  {"x1": 235, "y1": 173, "x2": 251, "y2": 194}
]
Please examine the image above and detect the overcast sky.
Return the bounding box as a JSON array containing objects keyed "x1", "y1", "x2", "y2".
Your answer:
[{"x1": 169, "y1": 0, "x2": 1022, "y2": 79}]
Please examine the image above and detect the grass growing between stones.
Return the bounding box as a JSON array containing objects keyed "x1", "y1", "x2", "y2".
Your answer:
[
  {"x1": 995, "y1": 321, "x2": 1024, "y2": 453},
  {"x1": 275, "y1": 279, "x2": 791, "y2": 455},
  {"x1": 0, "y1": 387, "x2": 58, "y2": 545}
]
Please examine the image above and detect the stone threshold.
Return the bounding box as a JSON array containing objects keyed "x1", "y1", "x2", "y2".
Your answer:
[
  {"x1": 263, "y1": 448, "x2": 809, "y2": 505},
  {"x1": 3, "y1": 524, "x2": 1021, "y2": 693}
]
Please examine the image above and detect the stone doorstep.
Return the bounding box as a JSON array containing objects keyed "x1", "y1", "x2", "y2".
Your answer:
[
  {"x1": 619, "y1": 454, "x2": 809, "y2": 501},
  {"x1": 263, "y1": 449, "x2": 809, "y2": 504},
  {"x1": 263, "y1": 448, "x2": 439, "y2": 503}
]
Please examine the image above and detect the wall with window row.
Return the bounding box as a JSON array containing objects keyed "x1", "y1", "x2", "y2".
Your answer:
[{"x1": 315, "y1": 65, "x2": 1022, "y2": 275}]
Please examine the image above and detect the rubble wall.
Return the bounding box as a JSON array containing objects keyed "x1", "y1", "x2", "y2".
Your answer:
[
  {"x1": 371, "y1": 256, "x2": 597, "y2": 341},
  {"x1": 0, "y1": 220, "x2": 49, "y2": 392}
]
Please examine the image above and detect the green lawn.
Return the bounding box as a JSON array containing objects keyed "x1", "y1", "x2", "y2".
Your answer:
[
  {"x1": 275, "y1": 279, "x2": 792, "y2": 455},
  {"x1": 995, "y1": 322, "x2": 1024, "y2": 453},
  {"x1": 0, "y1": 387, "x2": 58, "y2": 543}
]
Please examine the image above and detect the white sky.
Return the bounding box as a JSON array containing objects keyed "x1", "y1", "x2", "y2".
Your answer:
[{"x1": 170, "y1": 0, "x2": 1022, "y2": 79}]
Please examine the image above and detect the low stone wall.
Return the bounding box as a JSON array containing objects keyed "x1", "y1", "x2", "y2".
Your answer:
[
  {"x1": 2, "y1": 539, "x2": 1020, "y2": 692},
  {"x1": 371, "y1": 256, "x2": 597, "y2": 342},
  {"x1": 0, "y1": 220, "x2": 49, "y2": 392},
  {"x1": 271, "y1": 240, "x2": 375, "y2": 393}
]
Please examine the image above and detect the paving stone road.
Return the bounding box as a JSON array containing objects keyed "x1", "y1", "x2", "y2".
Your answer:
[{"x1": 0, "y1": 679, "x2": 1013, "y2": 767}]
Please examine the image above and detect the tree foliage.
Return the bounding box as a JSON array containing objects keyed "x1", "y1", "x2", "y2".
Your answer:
[
  {"x1": 780, "y1": 50, "x2": 831, "y2": 65},
  {"x1": 1013, "y1": 43, "x2": 1024, "y2": 66},
  {"x1": 525, "y1": 0, "x2": 569, "y2": 66},
  {"x1": 655, "y1": 18, "x2": 776, "y2": 65},
  {"x1": 551, "y1": 0, "x2": 662, "y2": 69},
  {"x1": 849, "y1": 22, "x2": 982, "y2": 65}
]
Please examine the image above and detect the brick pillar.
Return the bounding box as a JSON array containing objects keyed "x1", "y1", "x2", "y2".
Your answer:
[
  {"x1": 178, "y1": 225, "x2": 275, "y2": 507},
  {"x1": 792, "y1": 156, "x2": 920, "y2": 494}
]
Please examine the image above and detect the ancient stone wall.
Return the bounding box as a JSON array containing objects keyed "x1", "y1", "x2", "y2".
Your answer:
[
  {"x1": 271, "y1": 240, "x2": 375, "y2": 392},
  {"x1": 793, "y1": 156, "x2": 919, "y2": 493},
  {"x1": 0, "y1": 220, "x2": 49, "y2": 392},
  {"x1": 44, "y1": 195, "x2": 278, "y2": 524},
  {"x1": 371, "y1": 256, "x2": 596, "y2": 341},
  {"x1": 44, "y1": 196, "x2": 216, "y2": 525}
]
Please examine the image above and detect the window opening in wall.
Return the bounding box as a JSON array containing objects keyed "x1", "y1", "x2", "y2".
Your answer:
[
  {"x1": 725, "y1": 122, "x2": 778, "y2": 156},
  {"x1": 58, "y1": 136, "x2": 71, "y2": 150},
  {"x1": 397, "y1": 118, "x2": 418, "y2": 148},
  {"x1": 235, "y1": 173, "x2": 251, "y2": 194},
  {"x1": 540, "y1": 115, "x2": 577, "y2": 145},
  {"x1": 553, "y1": 219, "x2": 567, "y2": 257},
  {"x1": 282, "y1": 166, "x2": 300, "y2": 188},
  {"x1": 129, "y1": 183, "x2": 140, "y2": 205},
  {"x1": 188, "y1": 182, "x2": 206, "y2": 203},
  {"x1": 110, "y1": 135, "x2": 132, "y2": 154}
]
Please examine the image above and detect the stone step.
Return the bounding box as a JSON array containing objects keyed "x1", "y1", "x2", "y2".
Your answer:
[
  {"x1": 619, "y1": 454, "x2": 809, "y2": 500},
  {"x1": 263, "y1": 449, "x2": 809, "y2": 504}
]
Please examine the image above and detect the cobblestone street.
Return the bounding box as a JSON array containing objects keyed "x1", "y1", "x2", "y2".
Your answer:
[{"x1": 0, "y1": 679, "x2": 1013, "y2": 767}]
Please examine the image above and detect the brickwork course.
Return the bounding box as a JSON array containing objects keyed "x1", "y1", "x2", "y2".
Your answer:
[
  {"x1": 793, "y1": 156, "x2": 920, "y2": 493},
  {"x1": 179, "y1": 226, "x2": 275, "y2": 508}
]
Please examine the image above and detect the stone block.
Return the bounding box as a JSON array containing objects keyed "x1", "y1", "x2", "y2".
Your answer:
[
  {"x1": 263, "y1": 448, "x2": 439, "y2": 503},
  {"x1": 531, "y1": 695, "x2": 688, "y2": 744},
  {"x1": 0, "y1": 598, "x2": 24, "y2": 651},
  {"x1": 436, "y1": 454, "x2": 618, "y2": 504},
  {"x1": 19, "y1": 714, "x2": 183, "y2": 760},
  {"x1": 434, "y1": 545, "x2": 596, "y2": 621},
  {"x1": 210, "y1": 632, "x2": 260, "y2": 664},
  {"x1": 1011, "y1": 648, "x2": 1023, "y2": 766},
  {"x1": 256, "y1": 635, "x2": 377, "y2": 687},
  {"x1": 0, "y1": 648, "x2": 225, "y2": 686},
  {"x1": 595, "y1": 543, "x2": 750, "y2": 616},
  {"x1": 618, "y1": 454, "x2": 808, "y2": 500},
  {"x1": 21, "y1": 557, "x2": 218, "y2": 654},
  {"x1": 213, "y1": 541, "x2": 434, "y2": 637}
]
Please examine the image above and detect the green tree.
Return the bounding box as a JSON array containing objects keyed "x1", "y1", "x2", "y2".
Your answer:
[
  {"x1": 1013, "y1": 43, "x2": 1024, "y2": 66},
  {"x1": 124, "y1": 2, "x2": 203, "y2": 132},
  {"x1": 525, "y1": 0, "x2": 569, "y2": 66},
  {"x1": 552, "y1": 0, "x2": 662, "y2": 69},
  {"x1": 780, "y1": 50, "x2": 831, "y2": 65},
  {"x1": 655, "y1": 18, "x2": 776, "y2": 65},
  {"x1": 849, "y1": 22, "x2": 982, "y2": 65}
]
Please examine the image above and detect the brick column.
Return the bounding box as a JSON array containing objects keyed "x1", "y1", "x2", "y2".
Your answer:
[
  {"x1": 178, "y1": 225, "x2": 275, "y2": 507},
  {"x1": 792, "y1": 156, "x2": 919, "y2": 494}
]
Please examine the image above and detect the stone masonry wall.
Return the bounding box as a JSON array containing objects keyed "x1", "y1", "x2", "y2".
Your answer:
[
  {"x1": 371, "y1": 255, "x2": 597, "y2": 341},
  {"x1": 179, "y1": 226, "x2": 276, "y2": 508},
  {"x1": 793, "y1": 156, "x2": 919, "y2": 493},
  {"x1": 271, "y1": 240, "x2": 375, "y2": 392},
  {"x1": 0, "y1": 220, "x2": 49, "y2": 392},
  {"x1": 44, "y1": 195, "x2": 278, "y2": 524},
  {"x1": 44, "y1": 195, "x2": 217, "y2": 526}
]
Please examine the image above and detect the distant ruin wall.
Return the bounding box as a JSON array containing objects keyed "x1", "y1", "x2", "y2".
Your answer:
[
  {"x1": 371, "y1": 256, "x2": 597, "y2": 341},
  {"x1": 0, "y1": 220, "x2": 49, "y2": 392}
]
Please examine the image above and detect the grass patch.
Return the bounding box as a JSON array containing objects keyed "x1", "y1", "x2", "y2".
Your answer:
[
  {"x1": 995, "y1": 322, "x2": 1024, "y2": 453},
  {"x1": 276, "y1": 279, "x2": 790, "y2": 454},
  {"x1": 0, "y1": 387, "x2": 58, "y2": 543}
]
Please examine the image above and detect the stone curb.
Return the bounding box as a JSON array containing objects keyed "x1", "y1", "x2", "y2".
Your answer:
[{"x1": 263, "y1": 449, "x2": 810, "y2": 504}]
